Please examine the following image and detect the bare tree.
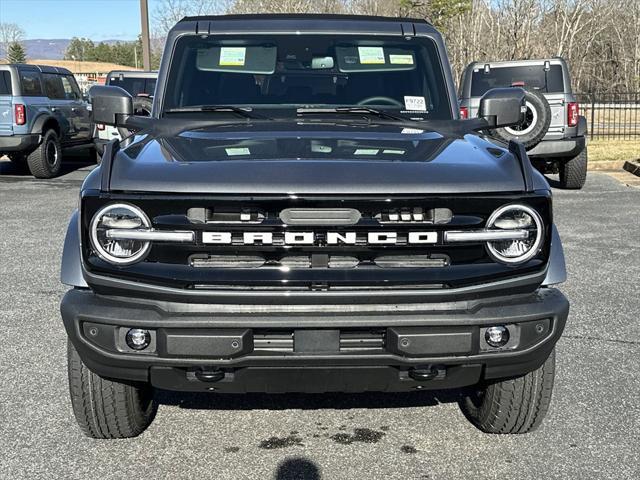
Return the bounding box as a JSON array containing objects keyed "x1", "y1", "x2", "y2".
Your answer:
[
  {"x1": 148, "y1": 0, "x2": 639, "y2": 92},
  {"x1": 0, "y1": 22, "x2": 25, "y2": 60}
]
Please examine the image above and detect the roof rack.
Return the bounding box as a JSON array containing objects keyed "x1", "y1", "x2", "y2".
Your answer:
[{"x1": 180, "y1": 13, "x2": 430, "y2": 25}]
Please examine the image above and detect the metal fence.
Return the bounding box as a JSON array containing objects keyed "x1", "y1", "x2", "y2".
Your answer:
[{"x1": 576, "y1": 92, "x2": 640, "y2": 140}]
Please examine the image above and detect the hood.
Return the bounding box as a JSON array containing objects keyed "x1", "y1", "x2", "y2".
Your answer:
[{"x1": 108, "y1": 121, "x2": 527, "y2": 194}]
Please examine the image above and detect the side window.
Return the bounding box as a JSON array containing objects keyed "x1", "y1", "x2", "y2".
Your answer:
[
  {"x1": 42, "y1": 73, "x2": 65, "y2": 100},
  {"x1": 61, "y1": 75, "x2": 81, "y2": 100},
  {"x1": 19, "y1": 71, "x2": 43, "y2": 96},
  {"x1": 0, "y1": 71, "x2": 12, "y2": 95}
]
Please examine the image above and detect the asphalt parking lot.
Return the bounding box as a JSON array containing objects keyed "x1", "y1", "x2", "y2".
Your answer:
[{"x1": 0, "y1": 158, "x2": 638, "y2": 480}]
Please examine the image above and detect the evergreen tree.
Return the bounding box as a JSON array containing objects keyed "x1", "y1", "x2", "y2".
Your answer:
[{"x1": 7, "y1": 41, "x2": 26, "y2": 63}]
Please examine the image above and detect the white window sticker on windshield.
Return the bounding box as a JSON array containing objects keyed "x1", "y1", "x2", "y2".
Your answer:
[
  {"x1": 358, "y1": 47, "x2": 385, "y2": 64},
  {"x1": 404, "y1": 96, "x2": 427, "y2": 111},
  {"x1": 382, "y1": 149, "x2": 405, "y2": 155},
  {"x1": 389, "y1": 54, "x2": 414, "y2": 65},
  {"x1": 219, "y1": 47, "x2": 246, "y2": 66},
  {"x1": 225, "y1": 147, "x2": 251, "y2": 156},
  {"x1": 354, "y1": 148, "x2": 379, "y2": 155}
]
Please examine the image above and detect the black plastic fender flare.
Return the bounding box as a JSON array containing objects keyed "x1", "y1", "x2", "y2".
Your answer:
[
  {"x1": 542, "y1": 225, "x2": 567, "y2": 286},
  {"x1": 60, "y1": 210, "x2": 88, "y2": 288},
  {"x1": 31, "y1": 113, "x2": 59, "y2": 136}
]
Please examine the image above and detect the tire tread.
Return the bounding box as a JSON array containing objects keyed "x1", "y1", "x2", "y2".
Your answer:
[
  {"x1": 67, "y1": 340, "x2": 156, "y2": 439},
  {"x1": 460, "y1": 349, "x2": 555, "y2": 434}
]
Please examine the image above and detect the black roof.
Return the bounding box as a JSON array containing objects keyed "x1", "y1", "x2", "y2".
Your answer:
[
  {"x1": 181, "y1": 13, "x2": 430, "y2": 24},
  {"x1": 3, "y1": 64, "x2": 72, "y2": 75}
]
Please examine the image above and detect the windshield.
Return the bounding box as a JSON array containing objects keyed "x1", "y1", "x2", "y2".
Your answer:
[
  {"x1": 162, "y1": 34, "x2": 452, "y2": 120},
  {"x1": 470, "y1": 65, "x2": 564, "y2": 96}
]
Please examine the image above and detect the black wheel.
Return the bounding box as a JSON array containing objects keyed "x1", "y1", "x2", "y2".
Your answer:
[
  {"x1": 27, "y1": 129, "x2": 62, "y2": 178},
  {"x1": 559, "y1": 147, "x2": 588, "y2": 189},
  {"x1": 459, "y1": 348, "x2": 556, "y2": 434},
  {"x1": 490, "y1": 88, "x2": 551, "y2": 150},
  {"x1": 67, "y1": 340, "x2": 157, "y2": 439}
]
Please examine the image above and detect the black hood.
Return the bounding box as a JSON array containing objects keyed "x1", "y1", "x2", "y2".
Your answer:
[{"x1": 108, "y1": 121, "x2": 530, "y2": 194}]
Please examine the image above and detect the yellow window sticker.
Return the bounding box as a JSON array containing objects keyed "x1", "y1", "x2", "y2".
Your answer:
[
  {"x1": 389, "y1": 54, "x2": 414, "y2": 65},
  {"x1": 354, "y1": 148, "x2": 379, "y2": 155},
  {"x1": 358, "y1": 47, "x2": 385, "y2": 64},
  {"x1": 219, "y1": 47, "x2": 246, "y2": 66},
  {"x1": 225, "y1": 147, "x2": 251, "y2": 156}
]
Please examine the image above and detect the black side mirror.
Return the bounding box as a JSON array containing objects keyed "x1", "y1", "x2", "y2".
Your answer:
[
  {"x1": 89, "y1": 85, "x2": 133, "y2": 126},
  {"x1": 478, "y1": 88, "x2": 526, "y2": 128}
]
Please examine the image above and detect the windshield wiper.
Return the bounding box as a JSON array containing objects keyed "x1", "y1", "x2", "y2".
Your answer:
[
  {"x1": 164, "y1": 105, "x2": 259, "y2": 119},
  {"x1": 297, "y1": 106, "x2": 407, "y2": 123}
]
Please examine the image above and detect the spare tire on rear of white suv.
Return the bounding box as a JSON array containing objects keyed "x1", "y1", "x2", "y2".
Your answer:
[{"x1": 490, "y1": 88, "x2": 551, "y2": 150}]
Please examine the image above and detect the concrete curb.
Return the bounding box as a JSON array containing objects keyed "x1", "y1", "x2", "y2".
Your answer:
[{"x1": 623, "y1": 160, "x2": 640, "y2": 177}]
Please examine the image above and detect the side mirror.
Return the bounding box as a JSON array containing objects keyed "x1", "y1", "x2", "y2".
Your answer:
[
  {"x1": 478, "y1": 88, "x2": 526, "y2": 128},
  {"x1": 89, "y1": 85, "x2": 133, "y2": 126}
]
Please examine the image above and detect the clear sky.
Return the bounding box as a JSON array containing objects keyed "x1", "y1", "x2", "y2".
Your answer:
[{"x1": 0, "y1": 0, "x2": 164, "y2": 40}]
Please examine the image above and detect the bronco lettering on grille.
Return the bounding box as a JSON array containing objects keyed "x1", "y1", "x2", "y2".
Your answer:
[{"x1": 201, "y1": 231, "x2": 438, "y2": 245}]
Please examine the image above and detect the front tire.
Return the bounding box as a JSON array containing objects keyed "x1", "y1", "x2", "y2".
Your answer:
[
  {"x1": 459, "y1": 348, "x2": 556, "y2": 434},
  {"x1": 67, "y1": 340, "x2": 157, "y2": 439},
  {"x1": 27, "y1": 129, "x2": 62, "y2": 178},
  {"x1": 559, "y1": 147, "x2": 588, "y2": 189}
]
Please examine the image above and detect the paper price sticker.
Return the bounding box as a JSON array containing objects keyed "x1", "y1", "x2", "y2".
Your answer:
[
  {"x1": 389, "y1": 54, "x2": 414, "y2": 65},
  {"x1": 404, "y1": 96, "x2": 427, "y2": 112},
  {"x1": 354, "y1": 148, "x2": 379, "y2": 155},
  {"x1": 219, "y1": 47, "x2": 246, "y2": 66},
  {"x1": 225, "y1": 147, "x2": 251, "y2": 156},
  {"x1": 358, "y1": 47, "x2": 385, "y2": 64}
]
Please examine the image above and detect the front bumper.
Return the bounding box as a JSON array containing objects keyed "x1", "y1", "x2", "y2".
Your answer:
[
  {"x1": 62, "y1": 287, "x2": 569, "y2": 393},
  {"x1": 0, "y1": 133, "x2": 40, "y2": 153}
]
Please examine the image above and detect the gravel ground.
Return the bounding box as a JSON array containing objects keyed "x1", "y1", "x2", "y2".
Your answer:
[{"x1": 0, "y1": 158, "x2": 638, "y2": 480}]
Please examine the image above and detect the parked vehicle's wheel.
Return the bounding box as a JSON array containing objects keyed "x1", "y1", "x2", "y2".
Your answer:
[
  {"x1": 67, "y1": 340, "x2": 157, "y2": 439},
  {"x1": 559, "y1": 147, "x2": 588, "y2": 189},
  {"x1": 459, "y1": 348, "x2": 555, "y2": 434},
  {"x1": 490, "y1": 88, "x2": 551, "y2": 150},
  {"x1": 27, "y1": 129, "x2": 62, "y2": 178},
  {"x1": 133, "y1": 95, "x2": 153, "y2": 116}
]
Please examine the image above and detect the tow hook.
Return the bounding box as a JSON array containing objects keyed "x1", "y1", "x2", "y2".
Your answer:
[
  {"x1": 409, "y1": 366, "x2": 445, "y2": 381},
  {"x1": 194, "y1": 368, "x2": 225, "y2": 383}
]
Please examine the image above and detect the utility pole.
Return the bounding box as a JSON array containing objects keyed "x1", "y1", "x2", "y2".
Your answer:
[{"x1": 140, "y1": 0, "x2": 151, "y2": 70}]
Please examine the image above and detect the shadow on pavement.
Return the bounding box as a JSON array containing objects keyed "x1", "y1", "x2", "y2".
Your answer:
[
  {"x1": 0, "y1": 149, "x2": 96, "y2": 178},
  {"x1": 274, "y1": 457, "x2": 321, "y2": 480},
  {"x1": 156, "y1": 389, "x2": 463, "y2": 411}
]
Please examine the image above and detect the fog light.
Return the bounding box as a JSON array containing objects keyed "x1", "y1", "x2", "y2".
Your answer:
[
  {"x1": 126, "y1": 328, "x2": 151, "y2": 350},
  {"x1": 485, "y1": 326, "x2": 509, "y2": 348}
]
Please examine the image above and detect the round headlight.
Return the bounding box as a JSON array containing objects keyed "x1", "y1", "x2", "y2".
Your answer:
[
  {"x1": 486, "y1": 204, "x2": 543, "y2": 264},
  {"x1": 90, "y1": 203, "x2": 151, "y2": 265}
]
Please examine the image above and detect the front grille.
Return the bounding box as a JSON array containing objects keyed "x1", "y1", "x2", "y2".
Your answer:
[{"x1": 82, "y1": 193, "x2": 552, "y2": 291}]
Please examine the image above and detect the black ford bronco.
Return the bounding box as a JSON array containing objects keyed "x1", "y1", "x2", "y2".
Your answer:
[{"x1": 61, "y1": 14, "x2": 569, "y2": 439}]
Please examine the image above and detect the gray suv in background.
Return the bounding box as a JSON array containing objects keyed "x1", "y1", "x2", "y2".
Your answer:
[
  {"x1": 0, "y1": 64, "x2": 94, "y2": 178},
  {"x1": 459, "y1": 58, "x2": 587, "y2": 189}
]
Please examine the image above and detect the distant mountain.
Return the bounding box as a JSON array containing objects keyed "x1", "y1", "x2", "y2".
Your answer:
[{"x1": 23, "y1": 39, "x2": 132, "y2": 60}]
